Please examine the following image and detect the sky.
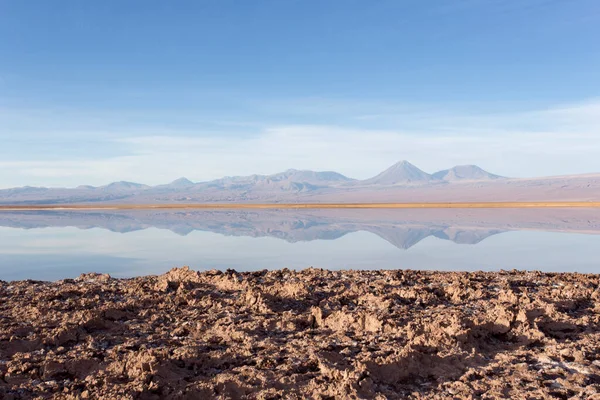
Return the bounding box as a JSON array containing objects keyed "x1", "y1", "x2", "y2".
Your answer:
[{"x1": 1, "y1": 0, "x2": 599, "y2": 188}]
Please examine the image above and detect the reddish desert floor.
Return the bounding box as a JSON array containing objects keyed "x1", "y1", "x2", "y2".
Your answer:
[{"x1": 1, "y1": 267, "x2": 600, "y2": 399}]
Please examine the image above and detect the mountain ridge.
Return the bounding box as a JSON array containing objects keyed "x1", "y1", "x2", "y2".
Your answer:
[
  {"x1": 432, "y1": 165, "x2": 504, "y2": 181},
  {"x1": 1, "y1": 161, "x2": 599, "y2": 204},
  {"x1": 1, "y1": 161, "x2": 498, "y2": 191}
]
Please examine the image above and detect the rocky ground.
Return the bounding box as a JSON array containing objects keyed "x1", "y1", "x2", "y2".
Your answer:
[{"x1": 1, "y1": 267, "x2": 600, "y2": 399}]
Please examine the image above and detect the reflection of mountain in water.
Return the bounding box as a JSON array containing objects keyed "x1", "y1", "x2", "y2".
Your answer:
[
  {"x1": 366, "y1": 226, "x2": 504, "y2": 249},
  {"x1": 0, "y1": 209, "x2": 599, "y2": 250},
  {"x1": 432, "y1": 228, "x2": 506, "y2": 245}
]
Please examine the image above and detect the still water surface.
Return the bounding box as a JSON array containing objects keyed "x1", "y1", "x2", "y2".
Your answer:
[{"x1": 0, "y1": 208, "x2": 599, "y2": 281}]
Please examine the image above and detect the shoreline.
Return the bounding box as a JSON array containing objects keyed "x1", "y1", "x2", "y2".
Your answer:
[
  {"x1": 3, "y1": 267, "x2": 600, "y2": 284},
  {"x1": 2, "y1": 267, "x2": 599, "y2": 398},
  {"x1": 1, "y1": 201, "x2": 600, "y2": 211}
]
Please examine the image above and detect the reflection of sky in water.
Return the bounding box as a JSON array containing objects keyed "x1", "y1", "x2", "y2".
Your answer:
[
  {"x1": 0, "y1": 254, "x2": 140, "y2": 282},
  {"x1": 0, "y1": 225, "x2": 598, "y2": 281}
]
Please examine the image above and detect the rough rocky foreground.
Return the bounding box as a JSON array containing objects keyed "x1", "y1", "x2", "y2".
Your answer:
[{"x1": 1, "y1": 268, "x2": 600, "y2": 399}]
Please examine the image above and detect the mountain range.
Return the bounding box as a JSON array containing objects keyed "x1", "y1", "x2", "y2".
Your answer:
[{"x1": 1, "y1": 161, "x2": 599, "y2": 204}]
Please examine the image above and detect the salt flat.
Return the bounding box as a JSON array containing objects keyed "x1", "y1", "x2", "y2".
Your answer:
[{"x1": 1, "y1": 201, "x2": 600, "y2": 211}]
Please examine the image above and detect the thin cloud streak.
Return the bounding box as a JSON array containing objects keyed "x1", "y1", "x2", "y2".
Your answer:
[{"x1": 0, "y1": 99, "x2": 599, "y2": 188}]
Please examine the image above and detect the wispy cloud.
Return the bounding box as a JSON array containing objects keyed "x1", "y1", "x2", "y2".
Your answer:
[{"x1": 0, "y1": 99, "x2": 599, "y2": 188}]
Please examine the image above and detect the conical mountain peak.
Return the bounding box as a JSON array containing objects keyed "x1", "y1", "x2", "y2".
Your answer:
[
  {"x1": 361, "y1": 160, "x2": 433, "y2": 185},
  {"x1": 169, "y1": 177, "x2": 195, "y2": 186}
]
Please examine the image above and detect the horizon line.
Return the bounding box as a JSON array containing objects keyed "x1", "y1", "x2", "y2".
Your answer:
[{"x1": 1, "y1": 202, "x2": 600, "y2": 211}]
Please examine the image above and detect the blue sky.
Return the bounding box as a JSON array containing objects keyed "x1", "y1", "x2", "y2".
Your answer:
[{"x1": 1, "y1": 0, "x2": 599, "y2": 188}]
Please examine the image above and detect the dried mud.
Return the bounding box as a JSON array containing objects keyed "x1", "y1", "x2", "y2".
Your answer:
[{"x1": 1, "y1": 267, "x2": 600, "y2": 399}]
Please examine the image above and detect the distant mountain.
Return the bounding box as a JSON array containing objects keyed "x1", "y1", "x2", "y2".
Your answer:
[
  {"x1": 270, "y1": 169, "x2": 352, "y2": 184},
  {"x1": 359, "y1": 161, "x2": 434, "y2": 185},
  {"x1": 432, "y1": 165, "x2": 504, "y2": 181},
  {"x1": 1, "y1": 161, "x2": 599, "y2": 204},
  {"x1": 203, "y1": 169, "x2": 353, "y2": 193},
  {"x1": 210, "y1": 169, "x2": 352, "y2": 187},
  {"x1": 99, "y1": 181, "x2": 150, "y2": 191},
  {"x1": 2, "y1": 186, "x2": 49, "y2": 194},
  {"x1": 160, "y1": 177, "x2": 196, "y2": 188},
  {"x1": 170, "y1": 177, "x2": 195, "y2": 186}
]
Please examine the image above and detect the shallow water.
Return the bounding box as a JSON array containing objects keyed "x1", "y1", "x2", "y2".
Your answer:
[{"x1": 0, "y1": 208, "x2": 599, "y2": 280}]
